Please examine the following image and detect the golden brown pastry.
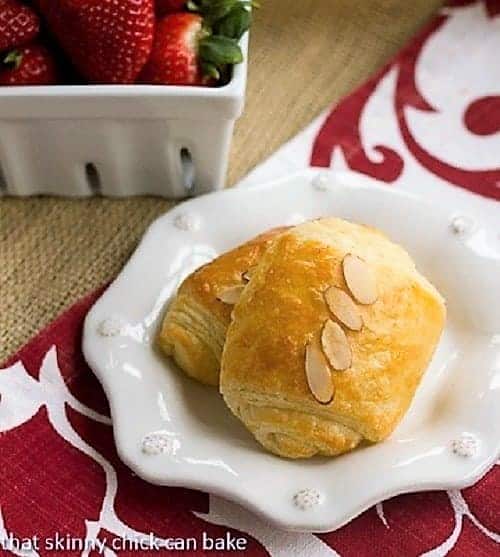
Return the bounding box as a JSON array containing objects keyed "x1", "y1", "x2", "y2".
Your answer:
[
  {"x1": 157, "y1": 227, "x2": 287, "y2": 386},
  {"x1": 220, "y1": 218, "x2": 446, "y2": 459}
]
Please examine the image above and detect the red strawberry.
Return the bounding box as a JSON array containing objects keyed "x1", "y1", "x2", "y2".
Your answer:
[
  {"x1": 156, "y1": 0, "x2": 186, "y2": 16},
  {"x1": 140, "y1": 12, "x2": 243, "y2": 86},
  {"x1": 0, "y1": 0, "x2": 40, "y2": 52},
  {"x1": 0, "y1": 43, "x2": 58, "y2": 85},
  {"x1": 141, "y1": 13, "x2": 204, "y2": 85},
  {"x1": 35, "y1": 0, "x2": 155, "y2": 84}
]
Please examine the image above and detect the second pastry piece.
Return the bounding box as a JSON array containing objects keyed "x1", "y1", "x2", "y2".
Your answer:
[
  {"x1": 157, "y1": 227, "x2": 287, "y2": 386},
  {"x1": 220, "y1": 218, "x2": 446, "y2": 459}
]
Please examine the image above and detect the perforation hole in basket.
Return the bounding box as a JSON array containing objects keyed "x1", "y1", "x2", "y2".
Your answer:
[
  {"x1": 85, "y1": 162, "x2": 102, "y2": 195},
  {"x1": 0, "y1": 161, "x2": 8, "y2": 195},
  {"x1": 180, "y1": 147, "x2": 195, "y2": 195}
]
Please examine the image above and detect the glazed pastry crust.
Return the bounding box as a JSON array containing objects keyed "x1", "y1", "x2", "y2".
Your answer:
[
  {"x1": 220, "y1": 218, "x2": 446, "y2": 458},
  {"x1": 157, "y1": 228, "x2": 287, "y2": 386}
]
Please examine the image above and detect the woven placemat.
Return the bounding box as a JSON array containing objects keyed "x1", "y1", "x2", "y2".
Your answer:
[{"x1": 0, "y1": 0, "x2": 443, "y2": 362}]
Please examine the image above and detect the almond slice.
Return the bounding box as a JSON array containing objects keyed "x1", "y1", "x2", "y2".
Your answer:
[
  {"x1": 242, "y1": 267, "x2": 255, "y2": 282},
  {"x1": 324, "y1": 286, "x2": 363, "y2": 331},
  {"x1": 321, "y1": 320, "x2": 352, "y2": 371},
  {"x1": 342, "y1": 254, "x2": 378, "y2": 305},
  {"x1": 305, "y1": 340, "x2": 335, "y2": 404},
  {"x1": 216, "y1": 284, "x2": 245, "y2": 305}
]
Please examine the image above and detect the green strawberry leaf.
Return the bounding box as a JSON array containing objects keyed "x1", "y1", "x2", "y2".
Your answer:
[
  {"x1": 200, "y1": 61, "x2": 220, "y2": 80},
  {"x1": 190, "y1": 0, "x2": 254, "y2": 24},
  {"x1": 215, "y1": 4, "x2": 252, "y2": 40},
  {"x1": 199, "y1": 35, "x2": 243, "y2": 66},
  {"x1": 3, "y1": 50, "x2": 23, "y2": 70}
]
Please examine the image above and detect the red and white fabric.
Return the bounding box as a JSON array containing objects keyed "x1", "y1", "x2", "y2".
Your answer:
[{"x1": 1, "y1": 1, "x2": 499, "y2": 555}]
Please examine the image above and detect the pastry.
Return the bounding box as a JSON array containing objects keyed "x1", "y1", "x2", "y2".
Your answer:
[
  {"x1": 157, "y1": 227, "x2": 287, "y2": 386},
  {"x1": 220, "y1": 218, "x2": 446, "y2": 459}
]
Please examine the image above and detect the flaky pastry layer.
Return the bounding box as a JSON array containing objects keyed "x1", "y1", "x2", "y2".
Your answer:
[{"x1": 157, "y1": 228, "x2": 287, "y2": 385}]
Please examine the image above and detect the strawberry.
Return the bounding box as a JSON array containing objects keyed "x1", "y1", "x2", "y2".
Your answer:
[
  {"x1": 156, "y1": 0, "x2": 186, "y2": 16},
  {"x1": 141, "y1": 13, "x2": 204, "y2": 85},
  {"x1": 35, "y1": 0, "x2": 155, "y2": 84},
  {"x1": 140, "y1": 12, "x2": 243, "y2": 86},
  {"x1": 0, "y1": 0, "x2": 40, "y2": 52},
  {"x1": 0, "y1": 43, "x2": 58, "y2": 85}
]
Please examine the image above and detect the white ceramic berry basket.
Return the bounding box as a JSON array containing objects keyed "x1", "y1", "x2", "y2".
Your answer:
[
  {"x1": 0, "y1": 35, "x2": 248, "y2": 199},
  {"x1": 83, "y1": 169, "x2": 500, "y2": 532}
]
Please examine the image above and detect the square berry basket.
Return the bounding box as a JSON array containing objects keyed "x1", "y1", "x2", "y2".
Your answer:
[{"x1": 0, "y1": 34, "x2": 248, "y2": 199}]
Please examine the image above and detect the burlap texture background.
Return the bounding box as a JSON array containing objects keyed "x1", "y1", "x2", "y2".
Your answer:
[{"x1": 0, "y1": 0, "x2": 442, "y2": 362}]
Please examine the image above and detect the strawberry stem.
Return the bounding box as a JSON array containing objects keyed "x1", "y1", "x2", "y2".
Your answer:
[
  {"x1": 200, "y1": 61, "x2": 220, "y2": 80},
  {"x1": 214, "y1": 4, "x2": 252, "y2": 40},
  {"x1": 199, "y1": 35, "x2": 243, "y2": 66},
  {"x1": 3, "y1": 50, "x2": 23, "y2": 70},
  {"x1": 190, "y1": 0, "x2": 253, "y2": 82}
]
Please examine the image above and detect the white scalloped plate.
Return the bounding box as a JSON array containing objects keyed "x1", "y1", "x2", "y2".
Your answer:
[{"x1": 82, "y1": 169, "x2": 500, "y2": 532}]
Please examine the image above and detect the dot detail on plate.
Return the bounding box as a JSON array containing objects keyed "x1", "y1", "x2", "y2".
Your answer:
[
  {"x1": 97, "y1": 316, "x2": 126, "y2": 337},
  {"x1": 312, "y1": 173, "x2": 330, "y2": 191},
  {"x1": 451, "y1": 433, "x2": 480, "y2": 457},
  {"x1": 174, "y1": 212, "x2": 201, "y2": 232},
  {"x1": 142, "y1": 431, "x2": 179, "y2": 456},
  {"x1": 450, "y1": 215, "x2": 474, "y2": 236},
  {"x1": 293, "y1": 489, "x2": 324, "y2": 510}
]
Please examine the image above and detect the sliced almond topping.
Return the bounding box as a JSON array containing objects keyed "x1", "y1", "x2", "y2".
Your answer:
[
  {"x1": 305, "y1": 340, "x2": 335, "y2": 404},
  {"x1": 324, "y1": 286, "x2": 363, "y2": 331},
  {"x1": 242, "y1": 267, "x2": 256, "y2": 282},
  {"x1": 216, "y1": 284, "x2": 245, "y2": 305},
  {"x1": 342, "y1": 254, "x2": 378, "y2": 305},
  {"x1": 321, "y1": 320, "x2": 352, "y2": 371}
]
